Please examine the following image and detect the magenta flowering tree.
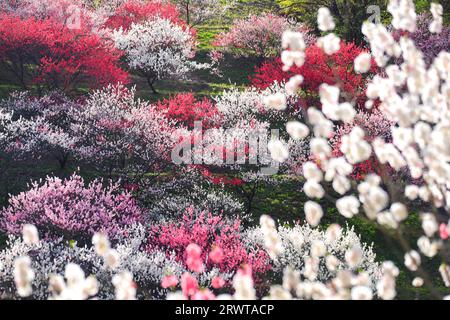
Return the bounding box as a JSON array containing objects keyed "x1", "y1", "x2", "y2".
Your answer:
[
  {"x1": 0, "y1": 173, "x2": 143, "y2": 242},
  {"x1": 147, "y1": 208, "x2": 270, "y2": 278},
  {"x1": 213, "y1": 13, "x2": 315, "y2": 61}
]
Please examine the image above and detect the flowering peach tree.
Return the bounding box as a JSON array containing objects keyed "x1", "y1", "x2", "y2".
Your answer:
[{"x1": 213, "y1": 13, "x2": 315, "y2": 61}]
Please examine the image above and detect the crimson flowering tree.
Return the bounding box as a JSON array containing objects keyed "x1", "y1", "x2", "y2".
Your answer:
[
  {"x1": 0, "y1": 14, "x2": 128, "y2": 94},
  {"x1": 0, "y1": 173, "x2": 143, "y2": 242},
  {"x1": 155, "y1": 93, "x2": 220, "y2": 129},
  {"x1": 213, "y1": 13, "x2": 315, "y2": 61},
  {"x1": 147, "y1": 208, "x2": 270, "y2": 277},
  {"x1": 103, "y1": 0, "x2": 183, "y2": 31},
  {"x1": 250, "y1": 42, "x2": 376, "y2": 107}
]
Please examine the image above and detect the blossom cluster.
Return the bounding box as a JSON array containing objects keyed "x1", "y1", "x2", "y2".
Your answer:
[
  {"x1": 0, "y1": 174, "x2": 143, "y2": 242},
  {"x1": 0, "y1": 0, "x2": 449, "y2": 302},
  {"x1": 259, "y1": 1, "x2": 450, "y2": 300},
  {"x1": 0, "y1": 13, "x2": 128, "y2": 93},
  {"x1": 213, "y1": 13, "x2": 316, "y2": 59}
]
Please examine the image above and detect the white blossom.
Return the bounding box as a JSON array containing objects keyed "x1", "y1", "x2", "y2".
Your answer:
[
  {"x1": 421, "y1": 213, "x2": 438, "y2": 237},
  {"x1": 263, "y1": 93, "x2": 287, "y2": 110},
  {"x1": 304, "y1": 201, "x2": 324, "y2": 227},
  {"x1": 317, "y1": 7, "x2": 335, "y2": 31},
  {"x1": 439, "y1": 264, "x2": 450, "y2": 287},
  {"x1": 286, "y1": 121, "x2": 309, "y2": 140},
  {"x1": 285, "y1": 75, "x2": 304, "y2": 95},
  {"x1": 429, "y1": 3, "x2": 443, "y2": 34},
  {"x1": 92, "y1": 233, "x2": 110, "y2": 257},
  {"x1": 404, "y1": 250, "x2": 421, "y2": 271},
  {"x1": 260, "y1": 215, "x2": 283, "y2": 259},
  {"x1": 268, "y1": 139, "x2": 289, "y2": 163},
  {"x1": 304, "y1": 180, "x2": 325, "y2": 199},
  {"x1": 351, "y1": 285, "x2": 373, "y2": 300},
  {"x1": 336, "y1": 196, "x2": 360, "y2": 219},
  {"x1": 412, "y1": 277, "x2": 424, "y2": 287},
  {"x1": 345, "y1": 246, "x2": 363, "y2": 268},
  {"x1": 112, "y1": 271, "x2": 136, "y2": 300},
  {"x1": 13, "y1": 256, "x2": 34, "y2": 297}
]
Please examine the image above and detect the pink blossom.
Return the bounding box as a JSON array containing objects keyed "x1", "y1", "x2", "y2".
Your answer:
[
  {"x1": 211, "y1": 276, "x2": 225, "y2": 289},
  {"x1": 237, "y1": 264, "x2": 253, "y2": 277},
  {"x1": 0, "y1": 173, "x2": 143, "y2": 242},
  {"x1": 161, "y1": 275, "x2": 179, "y2": 289},
  {"x1": 147, "y1": 210, "x2": 270, "y2": 277},
  {"x1": 186, "y1": 243, "x2": 202, "y2": 258},
  {"x1": 186, "y1": 256, "x2": 205, "y2": 273},
  {"x1": 214, "y1": 13, "x2": 315, "y2": 59}
]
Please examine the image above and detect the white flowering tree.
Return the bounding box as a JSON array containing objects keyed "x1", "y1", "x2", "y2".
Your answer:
[{"x1": 112, "y1": 18, "x2": 208, "y2": 94}]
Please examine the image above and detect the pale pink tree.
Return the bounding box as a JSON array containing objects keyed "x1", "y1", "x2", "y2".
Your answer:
[{"x1": 213, "y1": 13, "x2": 315, "y2": 61}]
